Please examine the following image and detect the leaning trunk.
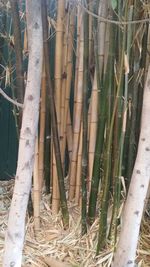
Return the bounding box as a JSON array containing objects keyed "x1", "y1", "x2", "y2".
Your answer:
[{"x1": 3, "y1": 0, "x2": 43, "y2": 266}]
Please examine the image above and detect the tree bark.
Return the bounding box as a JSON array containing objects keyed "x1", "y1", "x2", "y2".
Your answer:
[
  {"x1": 112, "y1": 64, "x2": 150, "y2": 267},
  {"x1": 3, "y1": 0, "x2": 43, "y2": 266}
]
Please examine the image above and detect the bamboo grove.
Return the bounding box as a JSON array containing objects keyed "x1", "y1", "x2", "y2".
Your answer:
[{"x1": 0, "y1": 0, "x2": 150, "y2": 255}]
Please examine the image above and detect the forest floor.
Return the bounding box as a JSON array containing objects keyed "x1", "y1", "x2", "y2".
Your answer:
[{"x1": 0, "y1": 180, "x2": 150, "y2": 267}]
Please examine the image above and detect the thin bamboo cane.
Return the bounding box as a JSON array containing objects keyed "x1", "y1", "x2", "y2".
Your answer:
[
  {"x1": 52, "y1": 152, "x2": 60, "y2": 213},
  {"x1": 88, "y1": 0, "x2": 108, "y2": 225},
  {"x1": 54, "y1": 0, "x2": 65, "y2": 131},
  {"x1": 75, "y1": 124, "x2": 83, "y2": 204},
  {"x1": 23, "y1": 28, "x2": 28, "y2": 53},
  {"x1": 61, "y1": 8, "x2": 75, "y2": 166},
  {"x1": 88, "y1": 98, "x2": 91, "y2": 143},
  {"x1": 89, "y1": 0, "x2": 93, "y2": 67},
  {"x1": 145, "y1": 25, "x2": 150, "y2": 76},
  {"x1": 97, "y1": 4, "x2": 128, "y2": 251},
  {"x1": 98, "y1": 0, "x2": 108, "y2": 78},
  {"x1": 39, "y1": 63, "x2": 46, "y2": 193},
  {"x1": 42, "y1": 0, "x2": 69, "y2": 226},
  {"x1": 109, "y1": 7, "x2": 133, "y2": 243},
  {"x1": 52, "y1": 0, "x2": 65, "y2": 213},
  {"x1": 60, "y1": 12, "x2": 69, "y2": 161},
  {"x1": 125, "y1": 4, "x2": 143, "y2": 186},
  {"x1": 73, "y1": 6, "x2": 82, "y2": 120},
  {"x1": 66, "y1": 109, "x2": 73, "y2": 161},
  {"x1": 69, "y1": 15, "x2": 84, "y2": 201},
  {"x1": 88, "y1": 71, "x2": 98, "y2": 192},
  {"x1": 103, "y1": 20, "x2": 111, "y2": 75},
  {"x1": 44, "y1": 99, "x2": 51, "y2": 194},
  {"x1": 33, "y1": 136, "x2": 40, "y2": 231},
  {"x1": 81, "y1": 0, "x2": 89, "y2": 234}
]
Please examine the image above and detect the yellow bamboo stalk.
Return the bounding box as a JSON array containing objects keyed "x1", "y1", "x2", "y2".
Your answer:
[
  {"x1": 75, "y1": 124, "x2": 83, "y2": 204},
  {"x1": 98, "y1": 0, "x2": 108, "y2": 79},
  {"x1": 23, "y1": 27, "x2": 28, "y2": 53},
  {"x1": 52, "y1": 150, "x2": 60, "y2": 214},
  {"x1": 52, "y1": 0, "x2": 65, "y2": 213},
  {"x1": 73, "y1": 6, "x2": 82, "y2": 117},
  {"x1": 89, "y1": 0, "x2": 93, "y2": 66},
  {"x1": 60, "y1": 13, "x2": 69, "y2": 160},
  {"x1": 54, "y1": 0, "x2": 65, "y2": 130},
  {"x1": 69, "y1": 15, "x2": 84, "y2": 201},
  {"x1": 61, "y1": 10, "x2": 75, "y2": 164},
  {"x1": 88, "y1": 71, "x2": 98, "y2": 192},
  {"x1": 145, "y1": 24, "x2": 150, "y2": 79},
  {"x1": 33, "y1": 136, "x2": 40, "y2": 231},
  {"x1": 39, "y1": 63, "x2": 46, "y2": 192}
]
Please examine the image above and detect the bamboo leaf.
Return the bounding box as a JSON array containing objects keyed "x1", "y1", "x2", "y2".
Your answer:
[{"x1": 111, "y1": 0, "x2": 117, "y2": 10}]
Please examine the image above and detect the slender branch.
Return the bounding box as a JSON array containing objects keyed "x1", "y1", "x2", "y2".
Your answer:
[
  {"x1": 78, "y1": 2, "x2": 150, "y2": 25},
  {"x1": 0, "y1": 88, "x2": 24, "y2": 108}
]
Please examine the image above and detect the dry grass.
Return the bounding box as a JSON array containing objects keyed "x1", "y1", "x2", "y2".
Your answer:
[{"x1": 0, "y1": 180, "x2": 149, "y2": 267}]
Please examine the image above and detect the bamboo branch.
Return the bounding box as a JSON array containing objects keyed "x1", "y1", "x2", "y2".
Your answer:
[
  {"x1": 0, "y1": 88, "x2": 24, "y2": 108},
  {"x1": 79, "y1": 3, "x2": 150, "y2": 25}
]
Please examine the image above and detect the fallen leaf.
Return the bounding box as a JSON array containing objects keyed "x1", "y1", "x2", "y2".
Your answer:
[{"x1": 43, "y1": 256, "x2": 72, "y2": 267}]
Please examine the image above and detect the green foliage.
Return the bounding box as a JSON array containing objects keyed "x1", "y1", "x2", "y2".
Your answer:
[{"x1": 111, "y1": 0, "x2": 117, "y2": 10}]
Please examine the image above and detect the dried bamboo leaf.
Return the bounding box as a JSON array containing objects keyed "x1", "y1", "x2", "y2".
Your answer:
[{"x1": 43, "y1": 256, "x2": 72, "y2": 267}]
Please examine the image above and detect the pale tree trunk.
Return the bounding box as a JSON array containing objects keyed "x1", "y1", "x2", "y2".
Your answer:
[
  {"x1": 3, "y1": 0, "x2": 43, "y2": 266},
  {"x1": 112, "y1": 64, "x2": 150, "y2": 267}
]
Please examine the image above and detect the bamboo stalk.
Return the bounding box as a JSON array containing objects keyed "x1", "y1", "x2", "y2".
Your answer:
[
  {"x1": 97, "y1": 4, "x2": 128, "y2": 251},
  {"x1": 126, "y1": 4, "x2": 143, "y2": 187},
  {"x1": 52, "y1": 0, "x2": 65, "y2": 213},
  {"x1": 33, "y1": 136, "x2": 40, "y2": 231},
  {"x1": 39, "y1": 63, "x2": 46, "y2": 193},
  {"x1": 98, "y1": 0, "x2": 108, "y2": 79},
  {"x1": 73, "y1": 5, "x2": 82, "y2": 121},
  {"x1": 75, "y1": 124, "x2": 83, "y2": 204},
  {"x1": 60, "y1": 11, "x2": 69, "y2": 162},
  {"x1": 89, "y1": 0, "x2": 93, "y2": 68},
  {"x1": 88, "y1": 98, "x2": 91, "y2": 143},
  {"x1": 66, "y1": 109, "x2": 73, "y2": 161},
  {"x1": 61, "y1": 7, "x2": 75, "y2": 166},
  {"x1": 42, "y1": 0, "x2": 69, "y2": 227},
  {"x1": 54, "y1": 0, "x2": 65, "y2": 131},
  {"x1": 3, "y1": 1, "x2": 43, "y2": 263},
  {"x1": 88, "y1": 71, "x2": 98, "y2": 192},
  {"x1": 88, "y1": 0, "x2": 107, "y2": 225},
  {"x1": 81, "y1": 0, "x2": 89, "y2": 234},
  {"x1": 52, "y1": 151, "x2": 60, "y2": 213},
  {"x1": 23, "y1": 27, "x2": 28, "y2": 53},
  {"x1": 44, "y1": 97, "x2": 51, "y2": 194},
  {"x1": 110, "y1": 7, "x2": 134, "y2": 243},
  {"x1": 69, "y1": 12, "x2": 84, "y2": 201}
]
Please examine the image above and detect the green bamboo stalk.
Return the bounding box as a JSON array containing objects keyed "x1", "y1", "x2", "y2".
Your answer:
[
  {"x1": 81, "y1": 0, "x2": 89, "y2": 235},
  {"x1": 41, "y1": 0, "x2": 69, "y2": 228},
  {"x1": 88, "y1": 0, "x2": 107, "y2": 225},
  {"x1": 125, "y1": 1, "x2": 145, "y2": 187},
  {"x1": 135, "y1": 23, "x2": 149, "y2": 146},
  {"x1": 97, "y1": 3, "x2": 128, "y2": 252},
  {"x1": 109, "y1": 2, "x2": 133, "y2": 244}
]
